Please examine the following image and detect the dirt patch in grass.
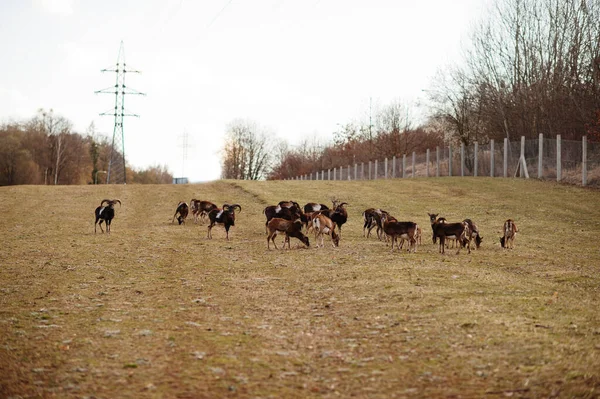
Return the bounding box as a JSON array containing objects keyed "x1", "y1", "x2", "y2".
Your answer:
[{"x1": 1, "y1": 179, "x2": 599, "y2": 398}]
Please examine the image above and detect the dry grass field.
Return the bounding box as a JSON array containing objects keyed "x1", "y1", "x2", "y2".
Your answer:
[{"x1": 1, "y1": 178, "x2": 599, "y2": 399}]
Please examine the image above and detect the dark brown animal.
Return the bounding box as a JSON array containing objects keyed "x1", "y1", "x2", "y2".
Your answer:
[
  {"x1": 207, "y1": 204, "x2": 241, "y2": 240},
  {"x1": 463, "y1": 218, "x2": 482, "y2": 248},
  {"x1": 431, "y1": 217, "x2": 471, "y2": 254},
  {"x1": 501, "y1": 219, "x2": 518, "y2": 249},
  {"x1": 94, "y1": 199, "x2": 121, "y2": 234},
  {"x1": 172, "y1": 201, "x2": 189, "y2": 225},
  {"x1": 191, "y1": 200, "x2": 218, "y2": 224},
  {"x1": 381, "y1": 213, "x2": 419, "y2": 253}
]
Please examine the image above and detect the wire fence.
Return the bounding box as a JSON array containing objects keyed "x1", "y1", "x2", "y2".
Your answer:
[{"x1": 289, "y1": 135, "x2": 600, "y2": 187}]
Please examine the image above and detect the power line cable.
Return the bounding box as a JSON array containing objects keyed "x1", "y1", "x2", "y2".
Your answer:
[{"x1": 207, "y1": 0, "x2": 234, "y2": 28}]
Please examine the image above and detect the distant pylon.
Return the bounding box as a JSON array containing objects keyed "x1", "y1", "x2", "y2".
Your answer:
[
  {"x1": 95, "y1": 41, "x2": 145, "y2": 184},
  {"x1": 179, "y1": 130, "x2": 191, "y2": 178}
]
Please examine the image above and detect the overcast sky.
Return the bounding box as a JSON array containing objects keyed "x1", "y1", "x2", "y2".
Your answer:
[{"x1": 0, "y1": 0, "x2": 485, "y2": 182}]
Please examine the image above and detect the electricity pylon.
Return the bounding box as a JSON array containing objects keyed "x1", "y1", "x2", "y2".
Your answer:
[{"x1": 95, "y1": 41, "x2": 145, "y2": 184}]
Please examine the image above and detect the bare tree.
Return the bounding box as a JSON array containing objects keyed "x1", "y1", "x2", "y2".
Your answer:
[
  {"x1": 221, "y1": 119, "x2": 272, "y2": 180},
  {"x1": 28, "y1": 109, "x2": 73, "y2": 184},
  {"x1": 463, "y1": 0, "x2": 600, "y2": 141}
]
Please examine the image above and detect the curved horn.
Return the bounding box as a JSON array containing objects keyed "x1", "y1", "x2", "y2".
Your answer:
[
  {"x1": 101, "y1": 199, "x2": 111, "y2": 206},
  {"x1": 222, "y1": 204, "x2": 231, "y2": 211},
  {"x1": 113, "y1": 199, "x2": 121, "y2": 206},
  {"x1": 232, "y1": 204, "x2": 242, "y2": 213},
  {"x1": 338, "y1": 202, "x2": 348, "y2": 208}
]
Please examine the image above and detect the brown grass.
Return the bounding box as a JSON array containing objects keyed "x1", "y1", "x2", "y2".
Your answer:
[{"x1": 1, "y1": 178, "x2": 599, "y2": 398}]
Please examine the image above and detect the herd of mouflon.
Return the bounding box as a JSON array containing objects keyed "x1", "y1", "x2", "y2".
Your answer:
[{"x1": 95, "y1": 198, "x2": 519, "y2": 252}]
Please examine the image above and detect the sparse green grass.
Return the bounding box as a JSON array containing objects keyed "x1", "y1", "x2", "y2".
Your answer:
[{"x1": 1, "y1": 178, "x2": 599, "y2": 398}]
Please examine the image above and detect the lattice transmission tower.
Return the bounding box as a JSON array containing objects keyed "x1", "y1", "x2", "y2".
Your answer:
[{"x1": 95, "y1": 41, "x2": 145, "y2": 184}]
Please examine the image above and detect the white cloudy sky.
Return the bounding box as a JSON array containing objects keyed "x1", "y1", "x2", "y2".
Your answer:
[{"x1": 0, "y1": 0, "x2": 485, "y2": 182}]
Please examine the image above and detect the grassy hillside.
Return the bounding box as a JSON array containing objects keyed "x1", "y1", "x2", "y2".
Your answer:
[{"x1": 1, "y1": 178, "x2": 599, "y2": 398}]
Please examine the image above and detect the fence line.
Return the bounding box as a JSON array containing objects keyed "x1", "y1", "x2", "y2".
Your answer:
[{"x1": 288, "y1": 135, "x2": 599, "y2": 187}]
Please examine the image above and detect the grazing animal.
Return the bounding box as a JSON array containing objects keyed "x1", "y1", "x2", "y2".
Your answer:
[
  {"x1": 172, "y1": 201, "x2": 189, "y2": 225},
  {"x1": 427, "y1": 213, "x2": 457, "y2": 248},
  {"x1": 319, "y1": 201, "x2": 348, "y2": 238},
  {"x1": 399, "y1": 224, "x2": 422, "y2": 249},
  {"x1": 94, "y1": 199, "x2": 121, "y2": 234},
  {"x1": 191, "y1": 200, "x2": 218, "y2": 224},
  {"x1": 190, "y1": 199, "x2": 200, "y2": 223},
  {"x1": 363, "y1": 208, "x2": 379, "y2": 237},
  {"x1": 267, "y1": 218, "x2": 310, "y2": 249},
  {"x1": 430, "y1": 216, "x2": 471, "y2": 254},
  {"x1": 381, "y1": 213, "x2": 419, "y2": 253},
  {"x1": 303, "y1": 210, "x2": 321, "y2": 234},
  {"x1": 463, "y1": 219, "x2": 482, "y2": 248},
  {"x1": 363, "y1": 208, "x2": 391, "y2": 240},
  {"x1": 207, "y1": 204, "x2": 242, "y2": 240},
  {"x1": 312, "y1": 213, "x2": 340, "y2": 248},
  {"x1": 501, "y1": 219, "x2": 518, "y2": 249},
  {"x1": 263, "y1": 204, "x2": 302, "y2": 234}
]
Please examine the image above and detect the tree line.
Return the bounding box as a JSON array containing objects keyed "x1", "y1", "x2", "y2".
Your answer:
[
  {"x1": 221, "y1": 0, "x2": 600, "y2": 180},
  {"x1": 0, "y1": 109, "x2": 173, "y2": 186}
]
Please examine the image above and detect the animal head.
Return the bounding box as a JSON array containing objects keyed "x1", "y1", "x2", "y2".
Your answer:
[
  {"x1": 101, "y1": 199, "x2": 121, "y2": 208},
  {"x1": 475, "y1": 235, "x2": 483, "y2": 248},
  {"x1": 223, "y1": 204, "x2": 242, "y2": 214},
  {"x1": 177, "y1": 216, "x2": 185, "y2": 225},
  {"x1": 427, "y1": 213, "x2": 438, "y2": 225},
  {"x1": 335, "y1": 202, "x2": 348, "y2": 212},
  {"x1": 332, "y1": 230, "x2": 340, "y2": 247},
  {"x1": 301, "y1": 235, "x2": 310, "y2": 248}
]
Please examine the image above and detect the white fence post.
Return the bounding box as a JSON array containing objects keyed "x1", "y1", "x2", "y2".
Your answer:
[
  {"x1": 384, "y1": 158, "x2": 388, "y2": 179},
  {"x1": 347, "y1": 165, "x2": 351, "y2": 180},
  {"x1": 503, "y1": 138, "x2": 508, "y2": 178},
  {"x1": 474, "y1": 142, "x2": 478, "y2": 177},
  {"x1": 361, "y1": 162, "x2": 365, "y2": 180},
  {"x1": 333, "y1": 167, "x2": 336, "y2": 180},
  {"x1": 374, "y1": 160, "x2": 378, "y2": 180},
  {"x1": 583, "y1": 136, "x2": 587, "y2": 186},
  {"x1": 557, "y1": 134, "x2": 561, "y2": 182},
  {"x1": 392, "y1": 156, "x2": 396, "y2": 178},
  {"x1": 426, "y1": 149, "x2": 430, "y2": 177},
  {"x1": 538, "y1": 133, "x2": 543, "y2": 178},
  {"x1": 402, "y1": 154, "x2": 406, "y2": 178},
  {"x1": 328, "y1": 169, "x2": 331, "y2": 180},
  {"x1": 490, "y1": 140, "x2": 495, "y2": 177},
  {"x1": 460, "y1": 143, "x2": 465, "y2": 177},
  {"x1": 412, "y1": 152, "x2": 416, "y2": 178},
  {"x1": 449, "y1": 144, "x2": 453, "y2": 176},
  {"x1": 436, "y1": 146, "x2": 440, "y2": 177},
  {"x1": 369, "y1": 161, "x2": 372, "y2": 179},
  {"x1": 354, "y1": 163, "x2": 357, "y2": 180},
  {"x1": 518, "y1": 136, "x2": 528, "y2": 177},
  {"x1": 520, "y1": 136, "x2": 527, "y2": 178}
]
